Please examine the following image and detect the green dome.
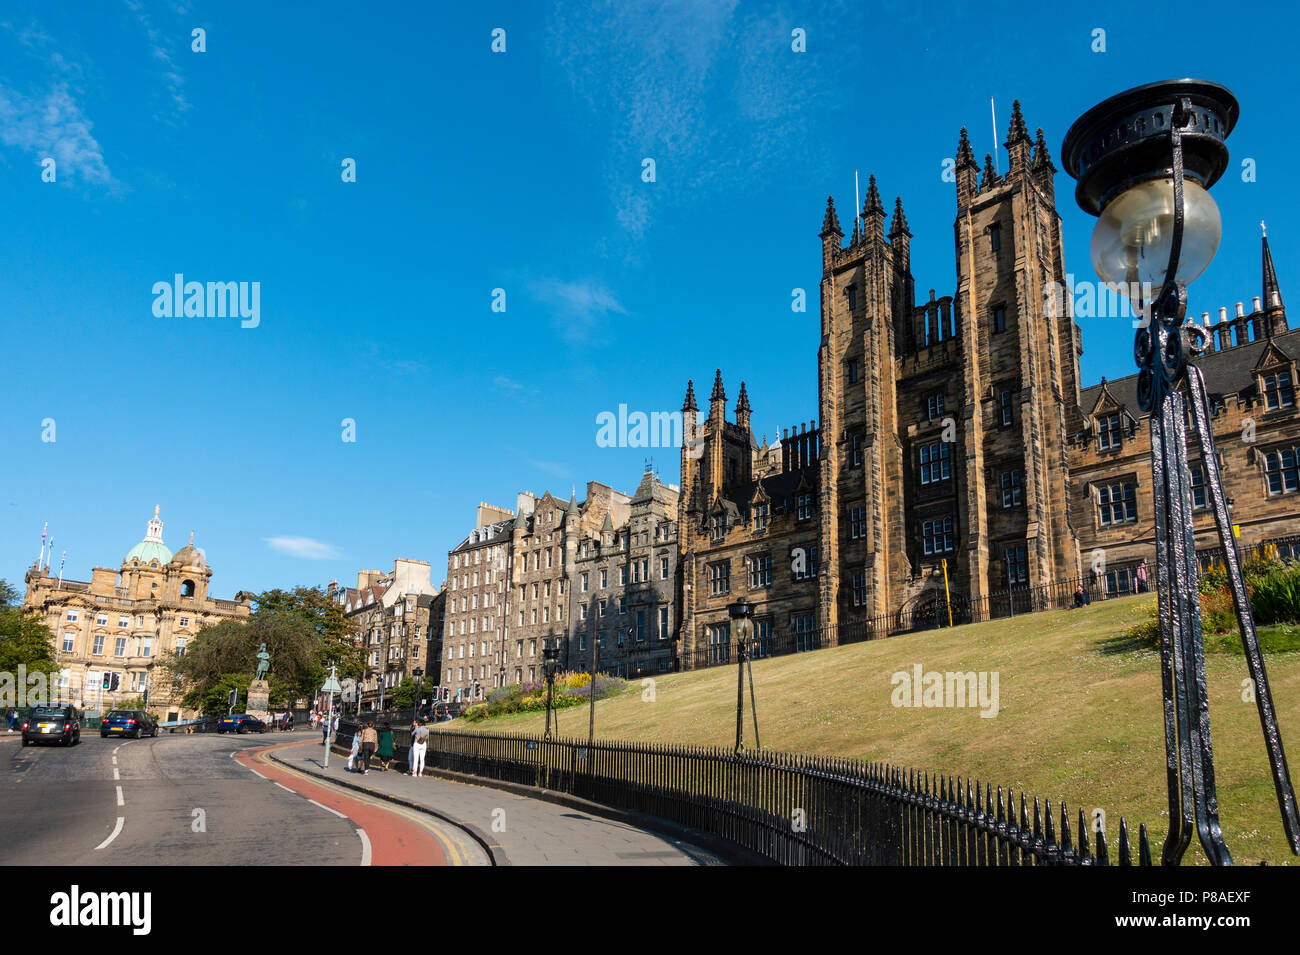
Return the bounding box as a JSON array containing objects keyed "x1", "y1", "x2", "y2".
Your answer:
[
  {"x1": 125, "y1": 506, "x2": 172, "y2": 565},
  {"x1": 126, "y1": 540, "x2": 173, "y2": 565}
]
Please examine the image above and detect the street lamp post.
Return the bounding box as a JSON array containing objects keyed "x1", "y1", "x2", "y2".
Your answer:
[
  {"x1": 1063, "y1": 79, "x2": 1299, "y2": 864},
  {"x1": 542, "y1": 638, "x2": 560, "y2": 740},
  {"x1": 727, "y1": 597, "x2": 759, "y2": 754},
  {"x1": 412, "y1": 667, "x2": 424, "y2": 719}
]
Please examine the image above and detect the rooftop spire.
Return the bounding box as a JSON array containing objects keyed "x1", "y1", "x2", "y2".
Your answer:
[
  {"x1": 980, "y1": 152, "x2": 999, "y2": 190},
  {"x1": 889, "y1": 196, "x2": 911, "y2": 237},
  {"x1": 956, "y1": 127, "x2": 977, "y2": 168},
  {"x1": 820, "y1": 195, "x2": 842, "y2": 236},
  {"x1": 1005, "y1": 99, "x2": 1030, "y2": 145},
  {"x1": 1031, "y1": 126, "x2": 1056, "y2": 173},
  {"x1": 682, "y1": 379, "x2": 697, "y2": 412},
  {"x1": 736, "y1": 380, "x2": 751, "y2": 414},
  {"x1": 710, "y1": 368, "x2": 725, "y2": 403},
  {"x1": 863, "y1": 174, "x2": 884, "y2": 216},
  {"x1": 1264, "y1": 223, "x2": 1284, "y2": 311}
]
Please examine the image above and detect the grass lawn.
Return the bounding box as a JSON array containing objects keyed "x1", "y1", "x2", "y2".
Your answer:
[{"x1": 432, "y1": 594, "x2": 1300, "y2": 864}]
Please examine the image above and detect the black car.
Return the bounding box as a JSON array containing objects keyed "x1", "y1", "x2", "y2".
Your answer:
[
  {"x1": 22, "y1": 705, "x2": 81, "y2": 746},
  {"x1": 100, "y1": 709, "x2": 158, "y2": 739},
  {"x1": 218, "y1": 714, "x2": 267, "y2": 734}
]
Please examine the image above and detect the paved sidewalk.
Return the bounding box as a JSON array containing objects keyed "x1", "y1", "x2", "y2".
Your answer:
[{"x1": 272, "y1": 739, "x2": 727, "y2": 866}]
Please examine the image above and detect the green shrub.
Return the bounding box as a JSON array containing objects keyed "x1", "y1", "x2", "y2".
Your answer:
[{"x1": 1248, "y1": 560, "x2": 1300, "y2": 625}]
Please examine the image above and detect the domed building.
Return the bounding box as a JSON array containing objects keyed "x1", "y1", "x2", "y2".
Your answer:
[{"x1": 23, "y1": 507, "x2": 253, "y2": 721}]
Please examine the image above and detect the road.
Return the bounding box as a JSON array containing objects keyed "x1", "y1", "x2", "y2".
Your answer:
[{"x1": 0, "y1": 731, "x2": 485, "y2": 866}]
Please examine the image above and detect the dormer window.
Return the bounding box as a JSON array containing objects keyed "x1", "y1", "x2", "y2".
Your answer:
[
  {"x1": 711, "y1": 515, "x2": 726, "y2": 541},
  {"x1": 1098, "y1": 413, "x2": 1123, "y2": 451},
  {"x1": 1264, "y1": 371, "x2": 1295, "y2": 410},
  {"x1": 753, "y1": 503, "x2": 769, "y2": 532}
]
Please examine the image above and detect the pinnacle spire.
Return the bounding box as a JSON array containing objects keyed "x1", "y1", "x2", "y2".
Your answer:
[
  {"x1": 863, "y1": 174, "x2": 884, "y2": 215},
  {"x1": 957, "y1": 127, "x2": 977, "y2": 168},
  {"x1": 1032, "y1": 127, "x2": 1055, "y2": 172},
  {"x1": 1264, "y1": 226, "x2": 1284, "y2": 312},
  {"x1": 710, "y1": 368, "x2": 725, "y2": 403},
  {"x1": 820, "y1": 195, "x2": 842, "y2": 236},
  {"x1": 1005, "y1": 99, "x2": 1030, "y2": 145},
  {"x1": 889, "y1": 196, "x2": 911, "y2": 238},
  {"x1": 736, "y1": 380, "x2": 751, "y2": 414},
  {"x1": 682, "y1": 379, "x2": 697, "y2": 412},
  {"x1": 981, "y1": 153, "x2": 999, "y2": 190}
]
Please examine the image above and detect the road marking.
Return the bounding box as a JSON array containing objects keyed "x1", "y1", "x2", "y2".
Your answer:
[
  {"x1": 115, "y1": 786, "x2": 124, "y2": 807},
  {"x1": 95, "y1": 817, "x2": 125, "y2": 851},
  {"x1": 274, "y1": 782, "x2": 295, "y2": 794},
  {"x1": 357, "y1": 828, "x2": 372, "y2": 866},
  {"x1": 113, "y1": 746, "x2": 120, "y2": 755},
  {"x1": 308, "y1": 798, "x2": 347, "y2": 819},
  {"x1": 112, "y1": 756, "x2": 117, "y2": 765},
  {"x1": 113, "y1": 768, "x2": 120, "y2": 780}
]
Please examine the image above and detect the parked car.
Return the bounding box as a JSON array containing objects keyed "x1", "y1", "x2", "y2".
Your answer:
[
  {"x1": 218, "y1": 714, "x2": 267, "y2": 734},
  {"x1": 100, "y1": 709, "x2": 159, "y2": 739},
  {"x1": 23, "y1": 704, "x2": 81, "y2": 746}
]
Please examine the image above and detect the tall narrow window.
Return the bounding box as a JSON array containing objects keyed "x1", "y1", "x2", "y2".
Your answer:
[{"x1": 993, "y1": 305, "x2": 1007, "y2": 333}]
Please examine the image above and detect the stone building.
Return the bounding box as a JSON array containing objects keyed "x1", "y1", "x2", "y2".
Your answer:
[
  {"x1": 569, "y1": 469, "x2": 679, "y2": 678},
  {"x1": 675, "y1": 99, "x2": 1300, "y2": 663},
  {"x1": 22, "y1": 507, "x2": 251, "y2": 719},
  {"x1": 1069, "y1": 239, "x2": 1296, "y2": 590},
  {"x1": 440, "y1": 503, "x2": 513, "y2": 701},
  {"x1": 329, "y1": 558, "x2": 441, "y2": 710}
]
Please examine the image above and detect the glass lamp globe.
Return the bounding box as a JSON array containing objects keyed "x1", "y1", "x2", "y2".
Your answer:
[{"x1": 1090, "y1": 178, "x2": 1221, "y2": 302}]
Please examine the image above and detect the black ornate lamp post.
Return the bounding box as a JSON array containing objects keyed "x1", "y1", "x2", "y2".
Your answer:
[
  {"x1": 412, "y1": 667, "x2": 423, "y2": 718},
  {"x1": 542, "y1": 638, "x2": 560, "y2": 740},
  {"x1": 1063, "y1": 79, "x2": 1299, "y2": 865},
  {"x1": 727, "y1": 598, "x2": 760, "y2": 754}
]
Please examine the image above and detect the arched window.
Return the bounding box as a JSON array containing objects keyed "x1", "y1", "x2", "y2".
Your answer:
[{"x1": 181, "y1": 579, "x2": 196, "y2": 597}]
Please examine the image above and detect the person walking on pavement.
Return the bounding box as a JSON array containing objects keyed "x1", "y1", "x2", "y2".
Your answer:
[
  {"x1": 347, "y1": 726, "x2": 362, "y2": 771},
  {"x1": 410, "y1": 719, "x2": 429, "y2": 778},
  {"x1": 377, "y1": 721, "x2": 395, "y2": 771},
  {"x1": 359, "y1": 720, "x2": 379, "y2": 775}
]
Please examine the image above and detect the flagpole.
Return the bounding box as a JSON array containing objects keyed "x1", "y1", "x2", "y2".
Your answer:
[
  {"x1": 57, "y1": 551, "x2": 66, "y2": 589},
  {"x1": 854, "y1": 169, "x2": 861, "y2": 234},
  {"x1": 39, "y1": 522, "x2": 48, "y2": 571},
  {"x1": 991, "y1": 97, "x2": 999, "y2": 175}
]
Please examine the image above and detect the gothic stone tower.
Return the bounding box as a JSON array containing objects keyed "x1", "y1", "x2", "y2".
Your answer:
[
  {"x1": 819, "y1": 101, "x2": 1082, "y2": 624},
  {"x1": 951, "y1": 103, "x2": 1081, "y2": 603}
]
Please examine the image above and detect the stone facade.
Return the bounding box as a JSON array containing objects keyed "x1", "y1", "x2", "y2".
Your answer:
[
  {"x1": 674, "y1": 100, "x2": 1300, "y2": 662},
  {"x1": 22, "y1": 508, "x2": 251, "y2": 719},
  {"x1": 329, "y1": 558, "x2": 441, "y2": 709},
  {"x1": 440, "y1": 505, "x2": 513, "y2": 701}
]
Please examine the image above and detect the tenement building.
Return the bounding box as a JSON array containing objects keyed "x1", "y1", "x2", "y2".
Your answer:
[
  {"x1": 328, "y1": 558, "x2": 442, "y2": 710},
  {"x1": 22, "y1": 507, "x2": 252, "y2": 719},
  {"x1": 441, "y1": 502, "x2": 514, "y2": 702},
  {"x1": 676, "y1": 100, "x2": 1300, "y2": 664}
]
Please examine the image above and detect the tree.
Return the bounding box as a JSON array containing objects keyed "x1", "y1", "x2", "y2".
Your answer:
[
  {"x1": 164, "y1": 586, "x2": 364, "y2": 712},
  {"x1": 0, "y1": 579, "x2": 57, "y2": 677}
]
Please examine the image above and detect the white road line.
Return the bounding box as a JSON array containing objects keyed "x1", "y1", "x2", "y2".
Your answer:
[
  {"x1": 95, "y1": 817, "x2": 125, "y2": 851},
  {"x1": 115, "y1": 786, "x2": 124, "y2": 807},
  {"x1": 112, "y1": 756, "x2": 117, "y2": 765},
  {"x1": 113, "y1": 746, "x2": 120, "y2": 755},
  {"x1": 308, "y1": 798, "x2": 347, "y2": 819},
  {"x1": 113, "y1": 768, "x2": 120, "y2": 780},
  {"x1": 357, "y1": 828, "x2": 372, "y2": 866},
  {"x1": 274, "y1": 782, "x2": 295, "y2": 794},
  {"x1": 247, "y1": 768, "x2": 267, "y2": 780}
]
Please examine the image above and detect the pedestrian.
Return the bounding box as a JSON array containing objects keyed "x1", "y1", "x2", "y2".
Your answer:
[
  {"x1": 347, "y1": 726, "x2": 362, "y2": 771},
  {"x1": 321, "y1": 714, "x2": 331, "y2": 746},
  {"x1": 359, "y1": 720, "x2": 379, "y2": 775},
  {"x1": 1072, "y1": 585, "x2": 1085, "y2": 609},
  {"x1": 410, "y1": 718, "x2": 429, "y2": 778},
  {"x1": 6, "y1": 706, "x2": 14, "y2": 732},
  {"x1": 377, "y1": 721, "x2": 394, "y2": 771},
  {"x1": 1136, "y1": 559, "x2": 1149, "y2": 594}
]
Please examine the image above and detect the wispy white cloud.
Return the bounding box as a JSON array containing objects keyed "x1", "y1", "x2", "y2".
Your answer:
[
  {"x1": 0, "y1": 81, "x2": 112, "y2": 183},
  {"x1": 546, "y1": 0, "x2": 850, "y2": 241},
  {"x1": 530, "y1": 459, "x2": 572, "y2": 480},
  {"x1": 529, "y1": 277, "x2": 627, "y2": 342},
  {"x1": 264, "y1": 536, "x2": 344, "y2": 560},
  {"x1": 122, "y1": 0, "x2": 190, "y2": 119}
]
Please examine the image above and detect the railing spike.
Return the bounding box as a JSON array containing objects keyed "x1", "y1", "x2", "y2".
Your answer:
[
  {"x1": 1118, "y1": 817, "x2": 1132, "y2": 866},
  {"x1": 1096, "y1": 816, "x2": 1110, "y2": 866},
  {"x1": 1060, "y1": 801, "x2": 1073, "y2": 856},
  {"x1": 1077, "y1": 808, "x2": 1091, "y2": 862},
  {"x1": 1138, "y1": 823, "x2": 1153, "y2": 866}
]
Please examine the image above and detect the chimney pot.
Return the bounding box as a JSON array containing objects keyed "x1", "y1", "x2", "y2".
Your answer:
[
  {"x1": 1253, "y1": 296, "x2": 1262, "y2": 312},
  {"x1": 1219, "y1": 306, "x2": 1228, "y2": 322},
  {"x1": 1236, "y1": 302, "x2": 1245, "y2": 318}
]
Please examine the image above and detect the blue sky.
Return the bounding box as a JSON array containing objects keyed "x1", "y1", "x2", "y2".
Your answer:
[{"x1": 2, "y1": 0, "x2": 1296, "y2": 597}]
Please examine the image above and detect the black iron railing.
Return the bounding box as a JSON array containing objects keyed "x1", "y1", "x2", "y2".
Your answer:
[
  {"x1": 682, "y1": 573, "x2": 1142, "y2": 671},
  {"x1": 336, "y1": 722, "x2": 1151, "y2": 866}
]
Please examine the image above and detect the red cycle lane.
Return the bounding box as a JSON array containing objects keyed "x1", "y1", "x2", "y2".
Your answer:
[{"x1": 233, "y1": 740, "x2": 447, "y2": 866}]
